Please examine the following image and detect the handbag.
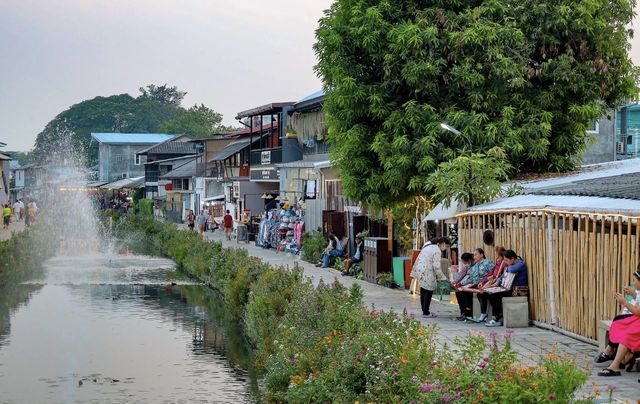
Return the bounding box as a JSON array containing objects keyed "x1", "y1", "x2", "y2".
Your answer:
[{"x1": 512, "y1": 286, "x2": 529, "y2": 297}]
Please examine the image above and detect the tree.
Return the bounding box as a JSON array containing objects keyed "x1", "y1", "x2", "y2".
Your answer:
[
  {"x1": 160, "y1": 104, "x2": 226, "y2": 137},
  {"x1": 138, "y1": 84, "x2": 187, "y2": 107},
  {"x1": 33, "y1": 94, "x2": 182, "y2": 164},
  {"x1": 314, "y1": 0, "x2": 638, "y2": 209}
]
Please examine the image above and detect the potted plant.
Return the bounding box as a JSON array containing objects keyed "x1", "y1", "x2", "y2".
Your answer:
[
  {"x1": 375, "y1": 272, "x2": 397, "y2": 289},
  {"x1": 285, "y1": 125, "x2": 298, "y2": 138}
]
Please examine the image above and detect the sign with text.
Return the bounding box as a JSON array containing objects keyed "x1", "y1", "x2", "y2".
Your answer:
[
  {"x1": 250, "y1": 168, "x2": 279, "y2": 182},
  {"x1": 260, "y1": 151, "x2": 271, "y2": 165}
]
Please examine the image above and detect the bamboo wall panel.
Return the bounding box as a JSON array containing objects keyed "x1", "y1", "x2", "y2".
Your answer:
[{"x1": 458, "y1": 209, "x2": 640, "y2": 342}]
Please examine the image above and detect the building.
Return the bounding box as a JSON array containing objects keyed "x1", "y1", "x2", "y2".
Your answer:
[
  {"x1": 161, "y1": 157, "x2": 204, "y2": 223},
  {"x1": 135, "y1": 135, "x2": 196, "y2": 200},
  {"x1": 9, "y1": 160, "x2": 23, "y2": 203},
  {"x1": 0, "y1": 153, "x2": 11, "y2": 205},
  {"x1": 90, "y1": 133, "x2": 174, "y2": 182},
  {"x1": 456, "y1": 157, "x2": 640, "y2": 342}
]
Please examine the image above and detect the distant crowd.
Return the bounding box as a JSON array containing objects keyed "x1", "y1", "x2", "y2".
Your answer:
[{"x1": 2, "y1": 199, "x2": 38, "y2": 229}]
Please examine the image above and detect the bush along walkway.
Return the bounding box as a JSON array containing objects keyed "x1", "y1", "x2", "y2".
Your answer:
[
  {"x1": 0, "y1": 221, "x2": 57, "y2": 285},
  {"x1": 118, "y1": 216, "x2": 629, "y2": 402}
]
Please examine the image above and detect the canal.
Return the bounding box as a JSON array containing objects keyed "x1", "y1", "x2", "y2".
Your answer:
[{"x1": 0, "y1": 252, "x2": 258, "y2": 403}]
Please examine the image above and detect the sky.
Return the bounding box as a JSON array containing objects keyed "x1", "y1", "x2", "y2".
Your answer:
[{"x1": 1, "y1": 0, "x2": 639, "y2": 152}]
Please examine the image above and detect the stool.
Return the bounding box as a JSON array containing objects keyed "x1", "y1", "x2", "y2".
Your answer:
[
  {"x1": 503, "y1": 296, "x2": 529, "y2": 328},
  {"x1": 598, "y1": 320, "x2": 612, "y2": 352}
]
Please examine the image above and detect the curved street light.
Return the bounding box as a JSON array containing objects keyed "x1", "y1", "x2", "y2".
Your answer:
[{"x1": 439, "y1": 122, "x2": 474, "y2": 207}]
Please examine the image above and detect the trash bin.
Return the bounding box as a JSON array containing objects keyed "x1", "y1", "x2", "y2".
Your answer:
[
  {"x1": 392, "y1": 257, "x2": 410, "y2": 288},
  {"x1": 363, "y1": 237, "x2": 391, "y2": 284}
]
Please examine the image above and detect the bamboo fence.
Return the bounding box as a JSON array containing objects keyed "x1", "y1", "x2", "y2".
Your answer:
[{"x1": 457, "y1": 209, "x2": 640, "y2": 341}]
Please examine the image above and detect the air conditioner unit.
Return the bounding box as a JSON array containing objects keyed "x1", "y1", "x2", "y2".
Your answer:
[{"x1": 616, "y1": 141, "x2": 625, "y2": 154}]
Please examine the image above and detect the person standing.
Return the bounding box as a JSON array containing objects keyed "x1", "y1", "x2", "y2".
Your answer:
[
  {"x1": 18, "y1": 199, "x2": 24, "y2": 220},
  {"x1": 2, "y1": 204, "x2": 12, "y2": 229},
  {"x1": 186, "y1": 209, "x2": 195, "y2": 231},
  {"x1": 12, "y1": 200, "x2": 21, "y2": 222},
  {"x1": 196, "y1": 209, "x2": 208, "y2": 238},
  {"x1": 410, "y1": 237, "x2": 452, "y2": 318},
  {"x1": 223, "y1": 210, "x2": 233, "y2": 240}
]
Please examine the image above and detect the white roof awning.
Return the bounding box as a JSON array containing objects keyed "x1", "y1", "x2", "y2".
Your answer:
[
  {"x1": 100, "y1": 176, "x2": 145, "y2": 190},
  {"x1": 423, "y1": 201, "x2": 465, "y2": 222}
]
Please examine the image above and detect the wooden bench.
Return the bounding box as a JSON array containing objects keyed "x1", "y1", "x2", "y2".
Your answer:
[{"x1": 598, "y1": 320, "x2": 612, "y2": 352}]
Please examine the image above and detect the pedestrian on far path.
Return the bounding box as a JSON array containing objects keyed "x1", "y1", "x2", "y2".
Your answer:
[
  {"x1": 18, "y1": 199, "x2": 24, "y2": 220},
  {"x1": 3, "y1": 204, "x2": 12, "y2": 229},
  {"x1": 223, "y1": 210, "x2": 233, "y2": 241},
  {"x1": 410, "y1": 236, "x2": 451, "y2": 318},
  {"x1": 12, "y1": 200, "x2": 22, "y2": 221},
  {"x1": 196, "y1": 209, "x2": 208, "y2": 238},
  {"x1": 187, "y1": 209, "x2": 195, "y2": 231}
]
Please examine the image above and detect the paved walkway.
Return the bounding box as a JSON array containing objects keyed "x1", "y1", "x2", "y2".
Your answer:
[
  {"x1": 0, "y1": 217, "x2": 26, "y2": 241},
  {"x1": 188, "y1": 226, "x2": 638, "y2": 401}
]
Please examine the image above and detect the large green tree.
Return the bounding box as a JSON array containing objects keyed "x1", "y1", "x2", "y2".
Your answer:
[
  {"x1": 160, "y1": 104, "x2": 237, "y2": 137},
  {"x1": 315, "y1": 0, "x2": 638, "y2": 209},
  {"x1": 33, "y1": 94, "x2": 182, "y2": 164}
]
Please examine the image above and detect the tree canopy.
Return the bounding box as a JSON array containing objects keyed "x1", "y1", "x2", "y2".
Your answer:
[
  {"x1": 314, "y1": 0, "x2": 638, "y2": 209},
  {"x1": 32, "y1": 85, "x2": 232, "y2": 164}
]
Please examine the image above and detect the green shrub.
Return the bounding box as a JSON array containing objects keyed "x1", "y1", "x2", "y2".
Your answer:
[
  {"x1": 116, "y1": 215, "x2": 591, "y2": 403},
  {"x1": 301, "y1": 232, "x2": 326, "y2": 263},
  {"x1": 137, "y1": 199, "x2": 154, "y2": 216}
]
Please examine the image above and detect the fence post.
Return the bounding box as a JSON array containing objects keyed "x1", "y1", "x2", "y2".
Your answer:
[{"x1": 546, "y1": 213, "x2": 558, "y2": 325}]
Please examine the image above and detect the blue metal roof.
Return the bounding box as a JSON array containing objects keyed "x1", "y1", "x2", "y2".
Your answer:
[
  {"x1": 297, "y1": 89, "x2": 324, "y2": 103},
  {"x1": 91, "y1": 133, "x2": 174, "y2": 144}
]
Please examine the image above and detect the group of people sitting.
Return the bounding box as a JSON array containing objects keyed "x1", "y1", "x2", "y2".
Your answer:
[
  {"x1": 595, "y1": 266, "x2": 640, "y2": 378},
  {"x1": 411, "y1": 237, "x2": 529, "y2": 326},
  {"x1": 452, "y1": 246, "x2": 529, "y2": 326},
  {"x1": 315, "y1": 232, "x2": 365, "y2": 275}
]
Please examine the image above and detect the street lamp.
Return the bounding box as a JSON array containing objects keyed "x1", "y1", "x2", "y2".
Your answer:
[
  {"x1": 440, "y1": 123, "x2": 472, "y2": 154},
  {"x1": 439, "y1": 123, "x2": 474, "y2": 206}
]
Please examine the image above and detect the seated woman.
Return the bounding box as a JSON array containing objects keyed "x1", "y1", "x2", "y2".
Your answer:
[
  {"x1": 597, "y1": 268, "x2": 640, "y2": 376},
  {"x1": 454, "y1": 248, "x2": 494, "y2": 320},
  {"x1": 476, "y1": 247, "x2": 507, "y2": 322},
  {"x1": 317, "y1": 233, "x2": 342, "y2": 268},
  {"x1": 486, "y1": 249, "x2": 528, "y2": 327},
  {"x1": 342, "y1": 236, "x2": 364, "y2": 275},
  {"x1": 451, "y1": 252, "x2": 474, "y2": 320}
]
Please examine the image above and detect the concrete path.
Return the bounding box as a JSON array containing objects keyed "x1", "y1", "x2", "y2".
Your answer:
[
  {"x1": 0, "y1": 217, "x2": 25, "y2": 241},
  {"x1": 187, "y1": 226, "x2": 638, "y2": 401}
]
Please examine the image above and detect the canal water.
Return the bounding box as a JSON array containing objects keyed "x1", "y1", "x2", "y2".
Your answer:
[{"x1": 0, "y1": 253, "x2": 258, "y2": 403}]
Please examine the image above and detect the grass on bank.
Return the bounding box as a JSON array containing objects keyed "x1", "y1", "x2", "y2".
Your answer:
[{"x1": 115, "y1": 215, "x2": 597, "y2": 403}]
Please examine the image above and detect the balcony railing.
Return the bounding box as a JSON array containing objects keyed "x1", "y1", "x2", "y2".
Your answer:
[{"x1": 250, "y1": 147, "x2": 282, "y2": 166}]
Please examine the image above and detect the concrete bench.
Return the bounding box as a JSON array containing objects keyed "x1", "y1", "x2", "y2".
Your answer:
[
  {"x1": 502, "y1": 296, "x2": 529, "y2": 328},
  {"x1": 598, "y1": 320, "x2": 612, "y2": 352}
]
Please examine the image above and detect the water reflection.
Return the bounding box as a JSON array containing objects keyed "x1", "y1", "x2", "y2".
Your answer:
[{"x1": 0, "y1": 254, "x2": 258, "y2": 403}]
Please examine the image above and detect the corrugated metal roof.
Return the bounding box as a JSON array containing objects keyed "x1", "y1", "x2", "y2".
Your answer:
[
  {"x1": 91, "y1": 133, "x2": 174, "y2": 144},
  {"x1": 0, "y1": 153, "x2": 11, "y2": 160},
  {"x1": 208, "y1": 140, "x2": 250, "y2": 163},
  {"x1": 160, "y1": 158, "x2": 202, "y2": 179},
  {"x1": 532, "y1": 172, "x2": 640, "y2": 200},
  {"x1": 136, "y1": 135, "x2": 195, "y2": 155},
  {"x1": 466, "y1": 194, "x2": 640, "y2": 215},
  {"x1": 100, "y1": 176, "x2": 145, "y2": 190}
]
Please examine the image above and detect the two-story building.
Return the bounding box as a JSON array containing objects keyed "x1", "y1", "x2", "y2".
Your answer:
[
  {"x1": 135, "y1": 135, "x2": 196, "y2": 200},
  {"x1": 90, "y1": 133, "x2": 174, "y2": 182}
]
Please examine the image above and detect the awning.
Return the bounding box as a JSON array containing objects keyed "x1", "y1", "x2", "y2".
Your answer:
[
  {"x1": 203, "y1": 195, "x2": 224, "y2": 202},
  {"x1": 86, "y1": 181, "x2": 109, "y2": 188},
  {"x1": 100, "y1": 176, "x2": 145, "y2": 190},
  {"x1": 423, "y1": 201, "x2": 465, "y2": 222},
  {"x1": 208, "y1": 141, "x2": 250, "y2": 163}
]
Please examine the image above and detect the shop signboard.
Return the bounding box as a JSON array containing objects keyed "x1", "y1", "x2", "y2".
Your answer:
[{"x1": 250, "y1": 168, "x2": 279, "y2": 181}]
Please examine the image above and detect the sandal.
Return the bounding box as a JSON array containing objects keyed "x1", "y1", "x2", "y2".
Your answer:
[
  {"x1": 598, "y1": 368, "x2": 621, "y2": 377},
  {"x1": 595, "y1": 352, "x2": 615, "y2": 363}
]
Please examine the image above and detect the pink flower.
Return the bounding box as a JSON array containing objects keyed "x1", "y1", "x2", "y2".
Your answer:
[
  {"x1": 411, "y1": 375, "x2": 419, "y2": 382},
  {"x1": 478, "y1": 362, "x2": 487, "y2": 369},
  {"x1": 443, "y1": 397, "x2": 450, "y2": 403},
  {"x1": 495, "y1": 373, "x2": 502, "y2": 380},
  {"x1": 431, "y1": 359, "x2": 439, "y2": 366},
  {"x1": 482, "y1": 356, "x2": 490, "y2": 362},
  {"x1": 422, "y1": 383, "x2": 432, "y2": 392}
]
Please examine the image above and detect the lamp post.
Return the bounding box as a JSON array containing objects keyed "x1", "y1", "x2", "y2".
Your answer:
[{"x1": 439, "y1": 123, "x2": 474, "y2": 207}]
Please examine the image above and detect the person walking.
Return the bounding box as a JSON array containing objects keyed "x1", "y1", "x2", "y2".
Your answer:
[
  {"x1": 12, "y1": 200, "x2": 22, "y2": 222},
  {"x1": 223, "y1": 210, "x2": 233, "y2": 241},
  {"x1": 2, "y1": 204, "x2": 12, "y2": 229},
  {"x1": 410, "y1": 236, "x2": 452, "y2": 318}
]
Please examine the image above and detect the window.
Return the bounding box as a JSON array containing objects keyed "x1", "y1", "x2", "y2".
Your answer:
[
  {"x1": 134, "y1": 154, "x2": 141, "y2": 165},
  {"x1": 587, "y1": 120, "x2": 599, "y2": 134}
]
